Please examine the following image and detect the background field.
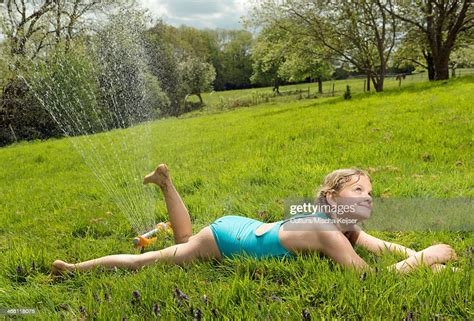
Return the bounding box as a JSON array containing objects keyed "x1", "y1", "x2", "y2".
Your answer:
[
  {"x1": 0, "y1": 77, "x2": 473, "y2": 319},
  {"x1": 187, "y1": 68, "x2": 474, "y2": 113}
]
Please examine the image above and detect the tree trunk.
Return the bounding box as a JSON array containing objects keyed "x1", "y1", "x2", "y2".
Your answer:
[
  {"x1": 196, "y1": 93, "x2": 203, "y2": 105},
  {"x1": 317, "y1": 77, "x2": 323, "y2": 94},
  {"x1": 273, "y1": 79, "x2": 280, "y2": 95},
  {"x1": 375, "y1": 78, "x2": 384, "y2": 92},
  {"x1": 433, "y1": 53, "x2": 450, "y2": 80},
  {"x1": 371, "y1": 76, "x2": 384, "y2": 92},
  {"x1": 425, "y1": 52, "x2": 435, "y2": 81}
]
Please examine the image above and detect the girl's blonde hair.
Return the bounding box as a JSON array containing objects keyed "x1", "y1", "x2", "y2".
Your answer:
[{"x1": 315, "y1": 168, "x2": 371, "y2": 205}]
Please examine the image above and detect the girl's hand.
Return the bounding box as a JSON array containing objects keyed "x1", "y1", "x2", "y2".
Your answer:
[
  {"x1": 420, "y1": 244, "x2": 458, "y2": 265},
  {"x1": 430, "y1": 264, "x2": 461, "y2": 273}
]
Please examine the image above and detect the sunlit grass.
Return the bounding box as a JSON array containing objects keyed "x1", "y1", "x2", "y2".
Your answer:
[{"x1": 0, "y1": 76, "x2": 473, "y2": 319}]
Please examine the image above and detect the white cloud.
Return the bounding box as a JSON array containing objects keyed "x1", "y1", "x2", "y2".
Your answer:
[{"x1": 138, "y1": 0, "x2": 252, "y2": 29}]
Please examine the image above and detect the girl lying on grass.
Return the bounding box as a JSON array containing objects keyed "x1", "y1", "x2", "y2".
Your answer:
[{"x1": 52, "y1": 164, "x2": 458, "y2": 275}]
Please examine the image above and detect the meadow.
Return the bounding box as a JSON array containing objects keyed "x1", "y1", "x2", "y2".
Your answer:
[
  {"x1": 188, "y1": 68, "x2": 474, "y2": 113},
  {"x1": 0, "y1": 76, "x2": 473, "y2": 319}
]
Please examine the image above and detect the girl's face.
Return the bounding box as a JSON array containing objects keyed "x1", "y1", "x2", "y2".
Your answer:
[{"x1": 328, "y1": 174, "x2": 373, "y2": 220}]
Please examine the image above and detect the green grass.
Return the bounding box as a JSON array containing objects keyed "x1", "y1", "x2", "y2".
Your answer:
[
  {"x1": 187, "y1": 68, "x2": 474, "y2": 113},
  {"x1": 0, "y1": 76, "x2": 473, "y2": 319}
]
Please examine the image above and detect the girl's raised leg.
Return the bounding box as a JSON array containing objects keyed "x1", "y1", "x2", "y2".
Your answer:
[{"x1": 143, "y1": 164, "x2": 192, "y2": 244}]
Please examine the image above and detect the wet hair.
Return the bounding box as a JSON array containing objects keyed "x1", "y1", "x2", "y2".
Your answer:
[{"x1": 315, "y1": 168, "x2": 371, "y2": 205}]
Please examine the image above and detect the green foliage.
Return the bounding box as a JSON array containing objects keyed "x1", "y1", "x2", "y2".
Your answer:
[
  {"x1": 94, "y1": 10, "x2": 160, "y2": 128},
  {"x1": 217, "y1": 30, "x2": 254, "y2": 90},
  {"x1": 178, "y1": 57, "x2": 216, "y2": 102},
  {"x1": 30, "y1": 44, "x2": 102, "y2": 136},
  {"x1": 250, "y1": 27, "x2": 285, "y2": 90},
  {"x1": 0, "y1": 76, "x2": 61, "y2": 146}
]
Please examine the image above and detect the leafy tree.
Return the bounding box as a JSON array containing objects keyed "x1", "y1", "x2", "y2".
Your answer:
[
  {"x1": 249, "y1": 20, "x2": 333, "y2": 94},
  {"x1": 218, "y1": 30, "x2": 254, "y2": 90},
  {"x1": 0, "y1": 0, "x2": 131, "y2": 64},
  {"x1": 385, "y1": 0, "x2": 473, "y2": 80},
  {"x1": 144, "y1": 21, "x2": 183, "y2": 116},
  {"x1": 250, "y1": 26, "x2": 286, "y2": 93},
  {"x1": 247, "y1": 0, "x2": 399, "y2": 92},
  {"x1": 94, "y1": 9, "x2": 161, "y2": 128},
  {"x1": 178, "y1": 57, "x2": 216, "y2": 105}
]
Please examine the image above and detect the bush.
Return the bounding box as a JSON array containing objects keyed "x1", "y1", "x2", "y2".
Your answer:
[
  {"x1": 0, "y1": 77, "x2": 62, "y2": 147},
  {"x1": 30, "y1": 44, "x2": 103, "y2": 136}
]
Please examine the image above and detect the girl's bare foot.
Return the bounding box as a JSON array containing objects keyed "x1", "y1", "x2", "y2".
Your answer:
[
  {"x1": 51, "y1": 259, "x2": 75, "y2": 275},
  {"x1": 143, "y1": 164, "x2": 171, "y2": 189}
]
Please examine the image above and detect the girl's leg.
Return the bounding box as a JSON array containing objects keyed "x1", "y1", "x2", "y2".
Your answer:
[
  {"x1": 52, "y1": 227, "x2": 221, "y2": 274},
  {"x1": 143, "y1": 164, "x2": 192, "y2": 244}
]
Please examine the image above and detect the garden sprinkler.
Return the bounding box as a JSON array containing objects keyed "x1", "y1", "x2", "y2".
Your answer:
[{"x1": 132, "y1": 222, "x2": 172, "y2": 251}]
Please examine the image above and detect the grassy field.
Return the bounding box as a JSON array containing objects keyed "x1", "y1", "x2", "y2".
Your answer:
[
  {"x1": 0, "y1": 76, "x2": 473, "y2": 319},
  {"x1": 188, "y1": 68, "x2": 474, "y2": 113}
]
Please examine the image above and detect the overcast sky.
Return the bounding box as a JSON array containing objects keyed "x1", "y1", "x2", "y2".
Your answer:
[{"x1": 138, "y1": 0, "x2": 252, "y2": 30}]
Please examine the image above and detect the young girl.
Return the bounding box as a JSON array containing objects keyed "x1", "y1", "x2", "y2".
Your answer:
[{"x1": 52, "y1": 164, "x2": 457, "y2": 275}]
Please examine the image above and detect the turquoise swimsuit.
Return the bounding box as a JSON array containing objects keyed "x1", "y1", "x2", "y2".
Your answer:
[{"x1": 209, "y1": 213, "x2": 329, "y2": 259}]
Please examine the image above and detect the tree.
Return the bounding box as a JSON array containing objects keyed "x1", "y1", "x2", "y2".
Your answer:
[
  {"x1": 250, "y1": 26, "x2": 286, "y2": 93},
  {"x1": 0, "y1": 0, "x2": 129, "y2": 64},
  {"x1": 247, "y1": 0, "x2": 399, "y2": 92},
  {"x1": 144, "y1": 21, "x2": 183, "y2": 116},
  {"x1": 393, "y1": 29, "x2": 435, "y2": 80},
  {"x1": 94, "y1": 9, "x2": 161, "y2": 128},
  {"x1": 178, "y1": 57, "x2": 216, "y2": 105},
  {"x1": 218, "y1": 30, "x2": 254, "y2": 90},
  {"x1": 385, "y1": 0, "x2": 473, "y2": 80}
]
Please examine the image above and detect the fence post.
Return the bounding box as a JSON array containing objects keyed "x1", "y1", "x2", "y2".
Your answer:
[
  {"x1": 332, "y1": 82, "x2": 335, "y2": 97},
  {"x1": 363, "y1": 80, "x2": 366, "y2": 93}
]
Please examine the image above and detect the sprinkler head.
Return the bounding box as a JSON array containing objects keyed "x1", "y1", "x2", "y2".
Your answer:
[{"x1": 132, "y1": 222, "x2": 172, "y2": 248}]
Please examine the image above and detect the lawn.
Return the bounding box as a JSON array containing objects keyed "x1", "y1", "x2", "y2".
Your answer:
[{"x1": 0, "y1": 76, "x2": 473, "y2": 319}]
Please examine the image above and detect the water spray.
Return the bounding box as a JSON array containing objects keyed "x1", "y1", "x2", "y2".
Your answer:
[{"x1": 132, "y1": 222, "x2": 172, "y2": 249}]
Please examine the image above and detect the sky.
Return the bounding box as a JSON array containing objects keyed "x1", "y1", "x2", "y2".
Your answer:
[{"x1": 138, "y1": 0, "x2": 253, "y2": 30}]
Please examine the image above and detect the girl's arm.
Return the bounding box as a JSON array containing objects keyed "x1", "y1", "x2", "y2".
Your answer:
[
  {"x1": 317, "y1": 230, "x2": 373, "y2": 272},
  {"x1": 355, "y1": 231, "x2": 417, "y2": 257},
  {"x1": 388, "y1": 244, "x2": 458, "y2": 274}
]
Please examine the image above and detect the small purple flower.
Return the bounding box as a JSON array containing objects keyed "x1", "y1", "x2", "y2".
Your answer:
[
  {"x1": 94, "y1": 293, "x2": 101, "y2": 305},
  {"x1": 302, "y1": 309, "x2": 311, "y2": 320},
  {"x1": 152, "y1": 303, "x2": 160, "y2": 316},
  {"x1": 132, "y1": 290, "x2": 141, "y2": 300},
  {"x1": 270, "y1": 295, "x2": 281, "y2": 302},
  {"x1": 175, "y1": 288, "x2": 189, "y2": 301},
  {"x1": 405, "y1": 311, "x2": 414, "y2": 321},
  {"x1": 16, "y1": 265, "x2": 22, "y2": 274},
  {"x1": 79, "y1": 306, "x2": 86, "y2": 315},
  {"x1": 104, "y1": 292, "x2": 110, "y2": 302},
  {"x1": 194, "y1": 307, "x2": 202, "y2": 320}
]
